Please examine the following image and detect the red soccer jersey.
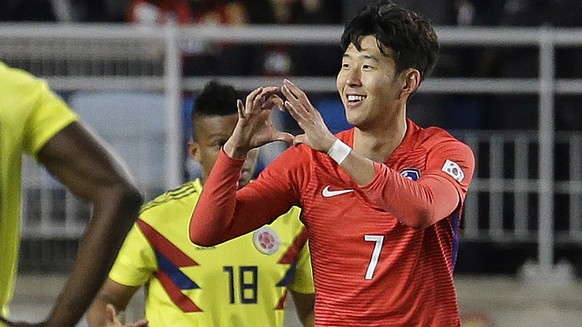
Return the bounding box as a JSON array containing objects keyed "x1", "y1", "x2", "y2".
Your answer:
[{"x1": 191, "y1": 119, "x2": 475, "y2": 326}]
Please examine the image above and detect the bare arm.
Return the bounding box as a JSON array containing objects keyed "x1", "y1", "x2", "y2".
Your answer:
[
  {"x1": 290, "y1": 291, "x2": 315, "y2": 327},
  {"x1": 86, "y1": 279, "x2": 146, "y2": 327},
  {"x1": 28, "y1": 122, "x2": 143, "y2": 327}
]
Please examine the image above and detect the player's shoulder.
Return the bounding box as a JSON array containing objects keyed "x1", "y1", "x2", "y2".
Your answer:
[
  {"x1": 412, "y1": 125, "x2": 475, "y2": 170},
  {"x1": 417, "y1": 124, "x2": 455, "y2": 140},
  {"x1": 0, "y1": 62, "x2": 42, "y2": 93},
  {"x1": 0, "y1": 63, "x2": 44, "y2": 115},
  {"x1": 414, "y1": 124, "x2": 469, "y2": 150},
  {"x1": 140, "y1": 181, "x2": 199, "y2": 215}
]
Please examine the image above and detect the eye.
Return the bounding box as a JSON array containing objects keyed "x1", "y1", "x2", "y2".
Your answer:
[{"x1": 209, "y1": 138, "x2": 228, "y2": 148}]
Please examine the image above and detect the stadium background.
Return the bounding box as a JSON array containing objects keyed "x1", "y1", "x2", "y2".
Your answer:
[{"x1": 2, "y1": 0, "x2": 582, "y2": 326}]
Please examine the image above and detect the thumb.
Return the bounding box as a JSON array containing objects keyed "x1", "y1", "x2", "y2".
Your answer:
[
  {"x1": 132, "y1": 318, "x2": 149, "y2": 327},
  {"x1": 105, "y1": 304, "x2": 119, "y2": 323},
  {"x1": 274, "y1": 132, "x2": 294, "y2": 144},
  {"x1": 293, "y1": 134, "x2": 307, "y2": 146}
]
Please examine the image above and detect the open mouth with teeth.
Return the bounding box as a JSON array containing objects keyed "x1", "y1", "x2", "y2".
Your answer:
[{"x1": 347, "y1": 95, "x2": 366, "y2": 103}]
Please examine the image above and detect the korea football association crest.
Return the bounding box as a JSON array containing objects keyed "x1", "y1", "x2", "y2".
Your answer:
[
  {"x1": 400, "y1": 168, "x2": 420, "y2": 181},
  {"x1": 253, "y1": 226, "x2": 280, "y2": 255},
  {"x1": 442, "y1": 159, "x2": 465, "y2": 183}
]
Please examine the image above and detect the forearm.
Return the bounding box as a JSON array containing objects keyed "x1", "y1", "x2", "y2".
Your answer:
[
  {"x1": 330, "y1": 142, "x2": 458, "y2": 229},
  {"x1": 189, "y1": 150, "x2": 244, "y2": 246},
  {"x1": 361, "y1": 163, "x2": 459, "y2": 229},
  {"x1": 86, "y1": 296, "x2": 111, "y2": 327},
  {"x1": 46, "y1": 187, "x2": 141, "y2": 326},
  {"x1": 86, "y1": 278, "x2": 139, "y2": 327},
  {"x1": 190, "y1": 150, "x2": 288, "y2": 246},
  {"x1": 337, "y1": 148, "x2": 377, "y2": 186}
]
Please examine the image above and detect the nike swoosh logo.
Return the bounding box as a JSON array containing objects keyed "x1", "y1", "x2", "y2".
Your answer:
[{"x1": 322, "y1": 185, "x2": 354, "y2": 198}]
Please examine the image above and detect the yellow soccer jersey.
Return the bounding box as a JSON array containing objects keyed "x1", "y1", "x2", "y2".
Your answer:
[
  {"x1": 0, "y1": 62, "x2": 77, "y2": 316},
  {"x1": 109, "y1": 179, "x2": 314, "y2": 327}
]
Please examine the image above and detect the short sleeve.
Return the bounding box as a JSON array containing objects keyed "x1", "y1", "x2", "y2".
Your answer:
[
  {"x1": 26, "y1": 80, "x2": 77, "y2": 157},
  {"x1": 108, "y1": 222, "x2": 157, "y2": 287}
]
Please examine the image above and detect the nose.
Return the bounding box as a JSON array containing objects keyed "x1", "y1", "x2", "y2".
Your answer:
[{"x1": 345, "y1": 68, "x2": 361, "y2": 87}]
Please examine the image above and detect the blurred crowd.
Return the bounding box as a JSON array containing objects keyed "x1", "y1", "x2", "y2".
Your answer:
[{"x1": 1, "y1": 0, "x2": 581, "y2": 131}]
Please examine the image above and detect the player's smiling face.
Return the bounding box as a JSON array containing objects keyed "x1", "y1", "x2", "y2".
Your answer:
[{"x1": 336, "y1": 35, "x2": 405, "y2": 130}]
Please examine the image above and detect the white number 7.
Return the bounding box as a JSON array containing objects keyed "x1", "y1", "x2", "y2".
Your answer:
[{"x1": 364, "y1": 235, "x2": 384, "y2": 280}]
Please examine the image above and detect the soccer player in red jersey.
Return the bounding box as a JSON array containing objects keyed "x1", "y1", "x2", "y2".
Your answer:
[{"x1": 189, "y1": 1, "x2": 476, "y2": 326}]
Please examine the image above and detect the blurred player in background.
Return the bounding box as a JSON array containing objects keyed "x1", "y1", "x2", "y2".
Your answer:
[
  {"x1": 0, "y1": 62, "x2": 143, "y2": 327},
  {"x1": 86, "y1": 81, "x2": 314, "y2": 327},
  {"x1": 189, "y1": 1, "x2": 475, "y2": 326}
]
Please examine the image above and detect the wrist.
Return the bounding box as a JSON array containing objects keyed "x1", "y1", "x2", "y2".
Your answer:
[
  {"x1": 327, "y1": 139, "x2": 351, "y2": 165},
  {"x1": 223, "y1": 140, "x2": 249, "y2": 159}
]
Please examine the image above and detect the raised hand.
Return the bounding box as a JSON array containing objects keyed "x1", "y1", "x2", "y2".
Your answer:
[
  {"x1": 104, "y1": 304, "x2": 148, "y2": 327},
  {"x1": 224, "y1": 86, "x2": 294, "y2": 159},
  {"x1": 281, "y1": 79, "x2": 336, "y2": 153}
]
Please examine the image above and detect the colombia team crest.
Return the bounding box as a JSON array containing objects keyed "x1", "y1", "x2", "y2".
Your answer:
[{"x1": 253, "y1": 226, "x2": 280, "y2": 255}]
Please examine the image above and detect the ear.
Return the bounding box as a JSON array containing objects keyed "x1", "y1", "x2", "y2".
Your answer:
[
  {"x1": 400, "y1": 69, "x2": 421, "y2": 99},
  {"x1": 188, "y1": 140, "x2": 200, "y2": 161}
]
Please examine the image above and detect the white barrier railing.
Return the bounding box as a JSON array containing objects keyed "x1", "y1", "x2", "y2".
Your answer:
[{"x1": 2, "y1": 24, "x2": 581, "y2": 278}]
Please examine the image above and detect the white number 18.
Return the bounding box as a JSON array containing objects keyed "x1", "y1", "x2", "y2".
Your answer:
[{"x1": 364, "y1": 235, "x2": 384, "y2": 280}]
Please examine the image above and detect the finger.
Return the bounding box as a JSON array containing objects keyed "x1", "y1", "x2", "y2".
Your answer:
[
  {"x1": 246, "y1": 87, "x2": 264, "y2": 115},
  {"x1": 273, "y1": 132, "x2": 295, "y2": 144},
  {"x1": 262, "y1": 94, "x2": 284, "y2": 110},
  {"x1": 281, "y1": 84, "x2": 298, "y2": 102},
  {"x1": 285, "y1": 100, "x2": 307, "y2": 123},
  {"x1": 284, "y1": 100, "x2": 298, "y2": 119},
  {"x1": 256, "y1": 86, "x2": 281, "y2": 110},
  {"x1": 283, "y1": 79, "x2": 305, "y2": 100},
  {"x1": 261, "y1": 86, "x2": 280, "y2": 94},
  {"x1": 284, "y1": 79, "x2": 313, "y2": 109},
  {"x1": 278, "y1": 102, "x2": 287, "y2": 112},
  {"x1": 129, "y1": 319, "x2": 149, "y2": 327},
  {"x1": 105, "y1": 304, "x2": 118, "y2": 323},
  {"x1": 237, "y1": 99, "x2": 245, "y2": 118},
  {"x1": 253, "y1": 87, "x2": 273, "y2": 112},
  {"x1": 284, "y1": 100, "x2": 296, "y2": 117},
  {"x1": 281, "y1": 84, "x2": 309, "y2": 118},
  {"x1": 245, "y1": 87, "x2": 263, "y2": 115}
]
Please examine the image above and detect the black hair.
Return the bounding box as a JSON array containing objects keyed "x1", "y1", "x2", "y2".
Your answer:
[
  {"x1": 191, "y1": 80, "x2": 239, "y2": 140},
  {"x1": 340, "y1": 0, "x2": 439, "y2": 80}
]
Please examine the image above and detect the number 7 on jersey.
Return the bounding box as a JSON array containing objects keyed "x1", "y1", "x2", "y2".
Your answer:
[{"x1": 364, "y1": 235, "x2": 384, "y2": 280}]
